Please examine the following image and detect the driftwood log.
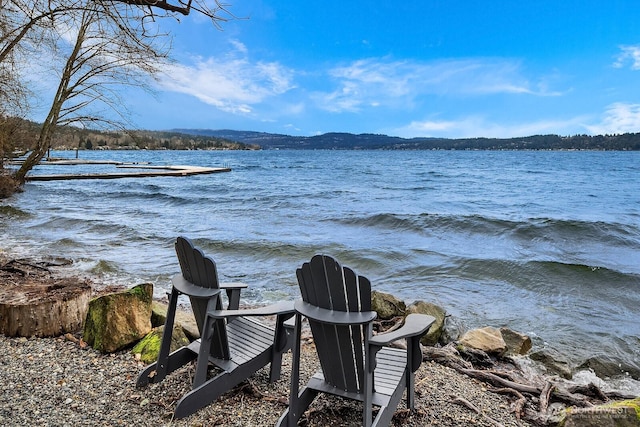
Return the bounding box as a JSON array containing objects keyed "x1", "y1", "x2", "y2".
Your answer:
[
  {"x1": 422, "y1": 343, "x2": 637, "y2": 426},
  {"x1": 0, "y1": 258, "x2": 92, "y2": 337}
]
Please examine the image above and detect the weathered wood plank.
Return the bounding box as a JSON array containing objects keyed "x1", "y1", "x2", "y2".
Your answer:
[{"x1": 26, "y1": 165, "x2": 230, "y2": 181}]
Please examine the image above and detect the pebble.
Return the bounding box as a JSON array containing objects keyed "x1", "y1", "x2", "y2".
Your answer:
[{"x1": 0, "y1": 335, "x2": 531, "y2": 426}]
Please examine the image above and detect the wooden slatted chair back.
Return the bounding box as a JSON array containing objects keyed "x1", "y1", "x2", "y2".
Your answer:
[
  {"x1": 296, "y1": 254, "x2": 372, "y2": 393},
  {"x1": 175, "y1": 236, "x2": 230, "y2": 360}
]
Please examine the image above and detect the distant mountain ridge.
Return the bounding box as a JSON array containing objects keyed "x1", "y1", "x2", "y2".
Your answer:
[{"x1": 171, "y1": 129, "x2": 640, "y2": 151}]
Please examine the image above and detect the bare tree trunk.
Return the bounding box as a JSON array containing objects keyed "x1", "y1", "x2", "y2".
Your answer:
[{"x1": 13, "y1": 10, "x2": 89, "y2": 183}]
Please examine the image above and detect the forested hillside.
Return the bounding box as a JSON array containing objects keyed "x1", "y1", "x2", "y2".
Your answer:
[
  {"x1": 7, "y1": 120, "x2": 260, "y2": 153},
  {"x1": 175, "y1": 129, "x2": 640, "y2": 150},
  {"x1": 7, "y1": 119, "x2": 640, "y2": 153}
]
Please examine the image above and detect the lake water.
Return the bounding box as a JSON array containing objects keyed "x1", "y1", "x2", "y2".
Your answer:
[{"x1": 2, "y1": 149, "x2": 639, "y2": 393}]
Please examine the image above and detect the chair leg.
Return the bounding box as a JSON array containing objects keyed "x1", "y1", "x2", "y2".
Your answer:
[
  {"x1": 284, "y1": 313, "x2": 313, "y2": 426},
  {"x1": 193, "y1": 318, "x2": 213, "y2": 388},
  {"x1": 372, "y1": 380, "x2": 406, "y2": 427},
  {"x1": 275, "y1": 387, "x2": 318, "y2": 427},
  {"x1": 175, "y1": 354, "x2": 275, "y2": 419},
  {"x1": 406, "y1": 337, "x2": 417, "y2": 409},
  {"x1": 269, "y1": 348, "x2": 284, "y2": 382},
  {"x1": 268, "y1": 314, "x2": 295, "y2": 382},
  {"x1": 137, "y1": 288, "x2": 180, "y2": 386},
  {"x1": 364, "y1": 324, "x2": 375, "y2": 427}
]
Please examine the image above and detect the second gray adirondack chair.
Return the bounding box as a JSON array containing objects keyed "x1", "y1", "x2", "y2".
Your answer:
[
  {"x1": 137, "y1": 236, "x2": 295, "y2": 419},
  {"x1": 277, "y1": 254, "x2": 435, "y2": 427}
]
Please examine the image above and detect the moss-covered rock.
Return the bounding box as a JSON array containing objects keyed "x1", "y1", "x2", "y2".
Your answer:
[
  {"x1": 82, "y1": 283, "x2": 153, "y2": 353},
  {"x1": 406, "y1": 301, "x2": 446, "y2": 346},
  {"x1": 132, "y1": 324, "x2": 189, "y2": 364},
  {"x1": 371, "y1": 291, "x2": 406, "y2": 320}
]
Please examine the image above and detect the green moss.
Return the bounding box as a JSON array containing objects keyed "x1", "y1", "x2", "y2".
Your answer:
[
  {"x1": 82, "y1": 296, "x2": 109, "y2": 351},
  {"x1": 126, "y1": 283, "x2": 153, "y2": 304},
  {"x1": 132, "y1": 330, "x2": 162, "y2": 364},
  {"x1": 132, "y1": 325, "x2": 189, "y2": 364}
]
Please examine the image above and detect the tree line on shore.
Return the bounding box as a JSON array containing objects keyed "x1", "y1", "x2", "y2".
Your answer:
[
  {"x1": 5, "y1": 119, "x2": 640, "y2": 154},
  {"x1": 161, "y1": 128, "x2": 640, "y2": 150}
]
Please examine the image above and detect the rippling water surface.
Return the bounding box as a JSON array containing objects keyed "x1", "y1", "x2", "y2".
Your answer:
[{"x1": 3, "y1": 149, "x2": 639, "y2": 391}]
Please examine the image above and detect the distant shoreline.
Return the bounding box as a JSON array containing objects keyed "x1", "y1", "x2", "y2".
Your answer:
[{"x1": 10, "y1": 118, "x2": 640, "y2": 151}]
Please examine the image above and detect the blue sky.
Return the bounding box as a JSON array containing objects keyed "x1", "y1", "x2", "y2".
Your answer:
[{"x1": 86, "y1": 1, "x2": 640, "y2": 137}]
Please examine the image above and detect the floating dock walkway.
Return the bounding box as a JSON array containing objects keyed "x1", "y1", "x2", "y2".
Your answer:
[{"x1": 24, "y1": 159, "x2": 231, "y2": 181}]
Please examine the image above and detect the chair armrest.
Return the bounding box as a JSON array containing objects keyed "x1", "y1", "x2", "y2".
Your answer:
[
  {"x1": 219, "y1": 282, "x2": 248, "y2": 290},
  {"x1": 219, "y1": 282, "x2": 248, "y2": 309},
  {"x1": 208, "y1": 300, "x2": 295, "y2": 319},
  {"x1": 172, "y1": 274, "x2": 222, "y2": 299},
  {"x1": 369, "y1": 313, "x2": 435, "y2": 346},
  {"x1": 294, "y1": 300, "x2": 377, "y2": 325}
]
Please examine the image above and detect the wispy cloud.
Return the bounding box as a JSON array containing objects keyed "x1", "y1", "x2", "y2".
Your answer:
[
  {"x1": 613, "y1": 45, "x2": 640, "y2": 70},
  {"x1": 158, "y1": 40, "x2": 295, "y2": 114},
  {"x1": 585, "y1": 102, "x2": 640, "y2": 134},
  {"x1": 313, "y1": 58, "x2": 562, "y2": 113},
  {"x1": 395, "y1": 115, "x2": 588, "y2": 139},
  {"x1": 395, "y1": 102, "x2": 640, "y2": 138}
]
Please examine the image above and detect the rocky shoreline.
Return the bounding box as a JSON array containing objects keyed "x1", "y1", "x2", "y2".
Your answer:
[
  {"x1": 1, "y1": 333, "x2": 533, "y2": 427},
  {"x1": 1, "y1": 256, "x2": 638, "y2": 426}
]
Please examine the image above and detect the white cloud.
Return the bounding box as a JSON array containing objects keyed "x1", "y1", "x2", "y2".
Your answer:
[
  {"x1": 585, "y1": 103, "x2": 640, "y2": 134},
  {"x1": 395, "y1": 115, "x2": 589, "y2": 139},
  {"x1": 613, "y1": 45, "x2": 640, "y2": 70},
  {"x1": 313, "y1": 58, "x2": 561, "y2": 113},
  {"x1": 396, "y1": 102, "x2": 640, "y2": 138},
  {"x1": 158, "y1": 41, "x2": 295, "y2": 115}
]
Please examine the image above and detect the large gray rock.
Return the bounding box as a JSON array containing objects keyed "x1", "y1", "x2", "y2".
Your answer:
[
  {"x1": 82, "y1": 283, "x2": 153, "y2": 353},
  {"x1": 151, "y1": 301, "x2": 199, "y2": 341},
  {"x1": 406, "y1": 301, "x2": 446, "y2": 346},
  {"x1": 458, "y1": 326, "x2": 507, "y2": 356},
  {"x1": 578, "y1": 355, "x2": 640, "y2": 381},
  {"x1": 440, "y1": 315, "x2": 465, "y2": 344},
  {"x1": 530, "y1": 348, "x2": 573, "y2": 379},
  {"x1": 371, "y1": 290, "x2": 406, "y2": 320}
]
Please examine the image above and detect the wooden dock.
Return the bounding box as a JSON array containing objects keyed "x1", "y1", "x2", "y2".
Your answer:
[{"x1": 25, "y1": 161, "x2": 231, "y2": 181}]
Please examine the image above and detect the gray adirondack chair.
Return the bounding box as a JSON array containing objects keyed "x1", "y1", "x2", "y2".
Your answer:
[
  {"x1": 137, "y1": 236, "x2": 295, "y2": 419},
  {"x1": 277, "y1": 254, "x2": 435, "y2": 427}
]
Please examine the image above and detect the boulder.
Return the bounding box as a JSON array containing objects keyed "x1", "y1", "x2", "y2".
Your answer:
[
  {"x1": 578, "y1": 355, "x2": 640, "y2": 381},
  {"x1": 82, "y1": 283, "x2": 153, "y2": 353},
  {"x1": 151, "y1": 301, "x2": 199, "y2": 341},
  {"x1": 500, "y1": 327, "x2": 532, "y2": 355},
  {"x1": 458, "y1": 326, "x2": 507, "y2": 356},
  {"x1": 131, "y1": 324, "x2": 189, "y2": 364},
  {"x1": 530, "y1": 348, "x2": 573, "y2": 379},
  {"x1": 150, "y1": 301, "x2": 167, "y2": 328},
  {"x1": 406, "y1": 301, "x2": 446, "y2": 346},
  {"x1": 440, "y1": 315, "x2": 465, "y2": 344},
  {"x1": 371, "y1": 291, "x2": 405, "y2": 320},
  {"x1": 560, "y1": 397, "x2": 640, "y2": 427}
]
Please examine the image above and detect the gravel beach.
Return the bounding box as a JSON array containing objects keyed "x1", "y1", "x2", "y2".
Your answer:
[{"x1": 0, "y1": 334, "x2": 531, "y2": 427}]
